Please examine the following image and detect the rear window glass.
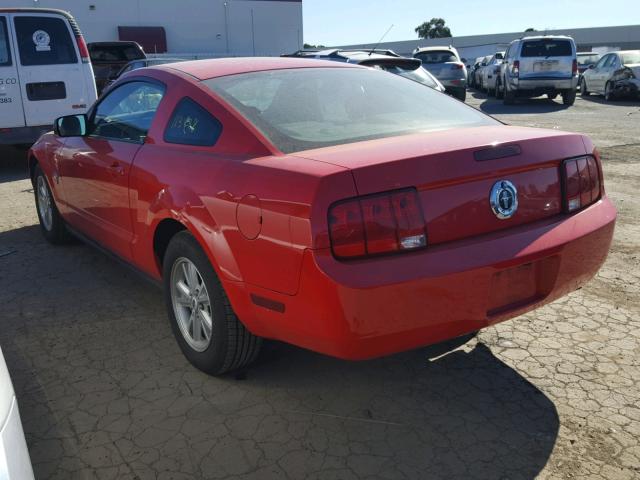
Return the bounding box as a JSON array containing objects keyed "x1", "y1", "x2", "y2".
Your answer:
[
  {"x1": 0, "y1": 17, "x2": 10, "y2": 66},
  {"x1": 89, "y1": 45, "x2": 145, "y2": 62},
  {"x1": 414, "y1": 50, "x2": 458, "y2": 64},
  {"x1": 204, "y1": 68, "x2": 496, "y2": 154},
  {"x1": 521, "y1": 39, "x2": 573, "y2": 57},
  {"x1": 14, "y1": 16, "x2": 78, "y2": 66},
  {"x1": 164, "y1": 97, "x2": 223, "y2": 146}
]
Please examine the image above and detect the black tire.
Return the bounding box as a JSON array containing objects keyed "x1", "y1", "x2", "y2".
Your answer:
[
  {"x1": 547, "y1": 93, "x2": 558, "y2": 100},
  {"x1": 163, "y1": 231, "x2": 262, "y2": 375},
  {"x1": 495, "y1": 79, "x2": 504, "y2": 99},
  {"x1": 455, "y1": 88, "x2": 467, "y2": 102},
  {"x1": 581, "y1": 77, "x2": 590, "y2": 96},
  {"x1": 604, "y1": 81, "x2": 615, "y2": 102},
  {"x1": 562, "y1": 89, "x2": 576, "y2": 106},
  {"x1": 487, "y1": 82, "x2": 495, "y2": 97},
  {"x1": 33, "y1": 164, "x2": 71, "y2": 244},
  {"x1": 503, "y1": 81, "x2": 515, "y2": 105}
]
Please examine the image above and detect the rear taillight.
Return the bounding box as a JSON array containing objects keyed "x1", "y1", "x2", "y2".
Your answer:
[
  {"x1": 76, "y1": 35, "x2": 90, "y2": 63},
  {"x1": 572, "y1": 59, "x2": 578, "y2": 75},
  {"x1": 512, "y1": 60, "x2": 520, "y2": 77},
  {"x1": 453, "y1": 63, "x2": 464, "y2": 70},
  {"x1": 328, "y1": 188, "x2": 427, "y2": 259},
  {"x1": 562, "y1": 156, "x2": 601, "y2": 213}
]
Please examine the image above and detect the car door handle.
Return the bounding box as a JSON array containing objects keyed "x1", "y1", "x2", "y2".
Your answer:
[{"x1": 109, "y1": 162, "x2": 125, "y2": 176}]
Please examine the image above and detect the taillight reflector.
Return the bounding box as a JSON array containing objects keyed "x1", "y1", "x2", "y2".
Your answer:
[
  {"x1": 572, "y1": 59, "x2": 578, "y2": 75},
  {"x1": 328, "y1": 189, "x2": 427, "y2": 259},
  {"x1": 562, "y1": 156, "x2": 601, "y2": 212},
  {"x1": 512, "y1": 60, "x2": 520, "y2": 77}
]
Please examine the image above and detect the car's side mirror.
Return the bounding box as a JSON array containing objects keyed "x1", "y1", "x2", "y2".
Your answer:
[
  {"x1": 588, "y1": 64, "x2": 595, "y2": 69},
  {"x1": 54, "y1": 114, "x2": 88, "y2": 137}
]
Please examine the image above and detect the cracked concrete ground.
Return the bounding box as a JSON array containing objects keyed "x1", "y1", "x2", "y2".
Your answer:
[{"x1": 0, "y1": 93, "x2": 639, "y2": 479}]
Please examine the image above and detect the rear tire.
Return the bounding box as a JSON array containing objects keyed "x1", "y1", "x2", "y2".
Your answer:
[
  {"x1": 604, "y1": 81, "x2": 615, "y2": 101},
  {"x1": 562, "y1": 89, "x2": 576, "y2": 106},
  {"x1": 495, "y1": 79, "x2": 504, "y2": 99},
  {"x1": 455, "y1": 88, "x2": 467, "y2": 102},
  {"x1": 580, "y1": 77, "x2": 590, "y2": 96},
  {"x1": 163, "y1": 231, "x2": 262, "y2": 375},
  {"x1": 503, "y1": 82, "x2": 515, "y2": 105},
  {"x1": 33, "y1": 165, "x2": 71, "y2": 244}
]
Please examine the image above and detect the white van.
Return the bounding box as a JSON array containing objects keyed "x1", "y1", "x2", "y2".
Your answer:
[{"x1": 0, "y1": 8, "x2": 96, "y2": 146}]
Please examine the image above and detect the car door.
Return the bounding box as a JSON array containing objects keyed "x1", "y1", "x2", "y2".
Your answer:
[
  {"x1": 0, "y1": 15, "x2": 24, "y2": 129},
  {"x1": 606, "y1": 54, "x2": 621, "y2": 86},
  {"x1": 58, "y1": 80, "x2": 165, "y2": 260},
  {"x1": 11, "y1": 12, "x2": 93, "y2": 127},
  {"x1": 591, "y1": 55, "x2": 611, "y2": 92}
]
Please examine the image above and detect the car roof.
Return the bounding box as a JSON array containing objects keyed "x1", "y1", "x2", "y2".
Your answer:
[
  {"x1": 88, "y1": 41, "x2": 142, "y2": 47},
  {"x1": 415, "y1": 46, "x2": 457, "y2": 53},
  {"x1": 155, "y1": 57, "x2": 360, "y2": 81},
  {"x1": 520, "y1": 35, "x2": 574, "y2": 41}
]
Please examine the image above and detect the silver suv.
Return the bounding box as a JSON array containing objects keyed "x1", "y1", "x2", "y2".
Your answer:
[
  {"x1": 496, "y1": 36, "x2": 579, "y2": 105},
  {"x1": 413, "y1": 46, "x2": 467, "y2": 101}
]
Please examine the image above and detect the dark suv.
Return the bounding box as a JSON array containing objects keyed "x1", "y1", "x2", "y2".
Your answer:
[{"x1": 88, "y1": 41, "x2": 146, "y2": 94}]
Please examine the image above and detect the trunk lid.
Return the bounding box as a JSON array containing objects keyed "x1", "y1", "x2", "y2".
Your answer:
[{"x1": 296, "y1": 125, "x2": 586, "y2": 245}]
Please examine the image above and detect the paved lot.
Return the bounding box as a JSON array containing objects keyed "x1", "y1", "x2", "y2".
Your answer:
[{"x1": 0, "y1": 92, "x2": 639, "y2": 480}]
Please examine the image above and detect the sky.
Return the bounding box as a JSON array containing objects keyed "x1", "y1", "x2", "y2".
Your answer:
[{"x1": 302, "y1": 0, "x2": 640, "y2": 46}]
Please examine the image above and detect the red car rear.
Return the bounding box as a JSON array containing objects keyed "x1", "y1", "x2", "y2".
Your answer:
[{"x1": 29, "y1": 58, "x2": 616, "y2": 375}]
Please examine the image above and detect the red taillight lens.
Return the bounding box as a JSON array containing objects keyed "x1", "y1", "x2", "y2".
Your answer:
[
  {"x1": 512, "y1": 60, "x2": 520, "y2": 77},
  {"x1": 76, "y1": 35, "x2": 90, "y2": 63},
  {"x1": 562, "y1": 156, "x2": 601, "y2": 212},
  {"x1": 572, "y1": 59, "x2": 578, "y2": 75},
  {"x1": 328, "y1": 189, "x2": 427, "y2": 259}
]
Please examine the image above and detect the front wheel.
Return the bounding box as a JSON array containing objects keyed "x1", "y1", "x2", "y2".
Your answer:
[
  {"x1": 33, "y1": 165, "x2": 70, "y2": 244},
  {"x1": 580, "y1": 77, "x2": 590, "y2": 96},
  {"x1": 562, "y1": 89, "x2": 576, "y2": 106},
  {"x1": 163, "y1": 232, "x2": 262, "y2": 375}
]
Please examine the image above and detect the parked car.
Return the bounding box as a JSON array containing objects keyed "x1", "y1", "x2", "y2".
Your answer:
[
  {"x1": 88, "y1": 41, "x2": 146, "y2": 94},
  {"x1": 413, "y1": 46, "x2": 467, "y2": 101},
  {"x1": 467, "y1": 56, "x2": 485, "y2": 88},
  {"x1": 105, "y1": 57, "x2": 187, "y2": 89},
  {"x1": 0, "y1": 347, "x2": 35, "y2": 479},
  {"x1": 496, "y1": 36, "x2": 579, "y2": 105},
  {"x1": 474, "y1": 55, "x2": 492, "y2": 90},
  {"x1": 0, "y1": 8, "x2": 96, "y2": 147},
  {"x1": 283, "y1": 49, "x2": 445, "y2": 92},
  {"x1": 481, "y1": 51, "x2": 505, "y2": 96},
  {"x1": 580, "y1": 50, "x2": 640, "y2": 101},
  {"x1": 29, "y1": 57, "x2": 615, "y2": 375},
  {"x1": 577, "y1": 52, "x2": 600, "y2": 75}
]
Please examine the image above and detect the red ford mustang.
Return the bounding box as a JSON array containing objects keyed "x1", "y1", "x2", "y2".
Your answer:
[{"x1": 29, "y1": 58, "x2": 616, "y2": 375}]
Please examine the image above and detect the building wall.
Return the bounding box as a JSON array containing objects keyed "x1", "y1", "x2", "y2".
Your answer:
[
  {"x1": 337, "y1": 24, "x2": 640, "y2": 62},
  {"x1": 0, "y1": 0, "x2": 303, "y2": 55}
]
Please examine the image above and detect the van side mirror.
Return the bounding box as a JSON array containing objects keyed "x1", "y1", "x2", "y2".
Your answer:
[{"x1": 54, "y1": 114, "x2": 87, "y2": 137}]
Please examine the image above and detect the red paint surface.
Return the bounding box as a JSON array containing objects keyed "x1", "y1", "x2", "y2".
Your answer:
[{"x1": 31, "y1": 59, "x2": 617, "y2": 360}]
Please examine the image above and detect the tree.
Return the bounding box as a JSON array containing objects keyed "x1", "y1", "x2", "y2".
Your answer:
[
  {"x1": 524, "y1": 28, "x2": 536, "y2": 32},
  {"x1": 303, "y1": 43, "x2": 325, "y2": 49},
  {"x1": 415, "y1": 18, "x2": 452, "y2": 39}
]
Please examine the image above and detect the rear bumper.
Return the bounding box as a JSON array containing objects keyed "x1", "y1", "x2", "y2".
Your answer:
[
  {"x1": 440, "y1": 78, "x2": 467, "y2": 89},
  {"x1": 236, "y1": 197, "x2": 616, "y2": 360},
  {"x1": 510, "y1": 76, "x2": 578, "y2": 93},
  {"x1": 0, "y1": 125, "x2": 51, "y2": 146}
]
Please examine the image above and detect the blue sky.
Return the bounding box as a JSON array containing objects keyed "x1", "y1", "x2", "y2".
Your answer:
[{"x1": 302, "y1": 0, "x2": 640, "y2": 46}]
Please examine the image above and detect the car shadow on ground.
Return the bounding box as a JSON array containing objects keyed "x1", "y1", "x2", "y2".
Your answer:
[
  {"x1": 578, "y1": 95, "x2": 640, "y2": 108},
  {"x1": 0, "y1": 147, "x2": 29, "y2": 184},
  {"x1": 0, "y1": 224, "x2": 560, "y2": 479},
  {"x1": 470, "y1": 91, "x2": 572, "y2": 116}
]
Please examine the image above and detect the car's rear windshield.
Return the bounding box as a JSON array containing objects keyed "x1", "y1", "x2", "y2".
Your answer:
[
  {"x1": 521, "y1": 39, "x2": 573, "y2": 57},
  {"x1": 577, "y1": 53, "x2": 600, "y2": 66},
  {"x1": 384, "y1": 65, "x2": 439, "y2": 88},
  {"x1": 89, "y1": 45, "x2": 145, "y2": 62},
  {"x1": 414, "y1": 50, "x2": 458, "y2": 64},
  {"x1": 14, "y1": 16, "x2": 78, "y2": 66},
  {"x1": 621, "y1": 52, "x2": 640, "y2": 65},
  {"x1": 204, "y1": 68, "x2": 496, "y2": 154}
]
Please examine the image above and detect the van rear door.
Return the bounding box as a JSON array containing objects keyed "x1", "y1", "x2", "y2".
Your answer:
[
  {"x1": 11, "y1": 12, "x2": 92, "y2": 127},
  {"x1": 0, "y1": 14, "x2": 25, "y2": 128}
]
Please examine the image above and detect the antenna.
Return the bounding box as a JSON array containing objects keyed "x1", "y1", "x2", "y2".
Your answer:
[{"x1": 369, "y1": 24, "x2": 394, "y2": 56}]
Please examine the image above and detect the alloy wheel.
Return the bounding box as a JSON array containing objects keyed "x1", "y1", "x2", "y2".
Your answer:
[
  {"x1": 37, "y1": 176, "x2": 53, "y2": 231},
  {"x1": 170, "y1": 257, "x2": 213, "y2": 352}
]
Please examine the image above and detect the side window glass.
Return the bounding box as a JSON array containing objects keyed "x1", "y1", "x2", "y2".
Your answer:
[
  {"x1": 0, "y1": 17, "x2": 11, "y2": 66},
  {"x1": 14, "y1": 16, "x2": 78, "y2": 66},
  {"x1": 164, "y1": 97, "x2": 223, "y2": 147},
  {"x1": 89, "y1": 81, "x2": 165, "y2": 143},
  {"x1": 595, "y1": 55, "x2": 609, "y2": 69}
]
